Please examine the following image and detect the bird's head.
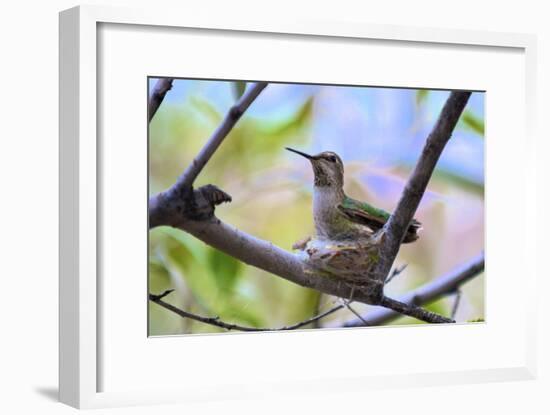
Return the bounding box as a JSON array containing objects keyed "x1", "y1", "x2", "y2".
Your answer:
[{"x1": 286, "y1": 147, "x2": 344, "y2": 187}]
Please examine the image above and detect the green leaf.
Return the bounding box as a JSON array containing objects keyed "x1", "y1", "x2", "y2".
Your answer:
[
  {"x1": 148, "y1": 260, "x2": 171, "y2": 290},
  {"x1": 416, "y1": 90, "x2": 429, "y2": 106},
  {"x1": 190, "y1": 96, "x2": 222, "y2": 124},
  {"x1": 160, "y1": 227, "x2": 207, "y2": 265},
  {"x1": 260, "y1": 97, "x2": 314, "y2": 136},
  {"x1": 287, "y1": 288, "x2": 322, "y2": 329},
  {"x1": 395, "y1": 165, "x2": 484, "y2": 196},
  {"x1": 432, "y1": 169, "x2": 484, "y2": 196},
  {"x1": 207, "y1": 248, "x2": 242, "y2": 292},
  {"x1": 232, "y1": 81, "x2": 247, "y2": 100},
  {"x1": 156, "y1": 242, "x2": 220, "y2": 315},
  {"x1": 223, "y1": 301, "x2": 265, "y2": 327},
  {"x1": 460, "y1": 110, "x2": 485, "y2": 136}
]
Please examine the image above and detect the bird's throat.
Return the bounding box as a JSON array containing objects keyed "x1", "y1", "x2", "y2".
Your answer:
[{"x1": 312, "y1": 186, "x2": 347, "y2": 239}]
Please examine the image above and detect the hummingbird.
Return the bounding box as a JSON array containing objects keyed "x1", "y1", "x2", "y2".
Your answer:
[{"x1": 286, "y1": 148, "x2": 421, "y2": 243}]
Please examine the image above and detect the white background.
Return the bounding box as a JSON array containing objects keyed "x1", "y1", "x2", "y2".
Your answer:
[{"x1": 1, "y1": 0, "x2": 549, "y2": 414}]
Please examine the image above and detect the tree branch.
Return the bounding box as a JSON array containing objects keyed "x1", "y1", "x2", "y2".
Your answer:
[
  {"x1": 165, "y1": 217, "x2": 451, "y2": 324},
  {"x1": 149, "y1": 289, "x2": 346, "y2": 332},
  {"x1": 148, "y1": 78, "x2": 174, "y2": 123},
  {"x1": 368, "y1": 91, "x2": 472, "y2": 294},
  {"x1": 176, "y1": 217, "x2": 378, "y2": 303},
  {"x1": 338, "y1": 253, "x2": 484, "y2": 327}
]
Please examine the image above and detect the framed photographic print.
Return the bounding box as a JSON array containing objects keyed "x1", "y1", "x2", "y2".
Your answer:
[{"x1": 59, "y1": 4, "x2": 537, "y2": 409}]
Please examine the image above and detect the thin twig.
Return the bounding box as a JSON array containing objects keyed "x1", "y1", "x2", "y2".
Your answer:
[
  {"x1": 344, "y1": 302, "x2": 369, "y2": 326},
  {"x1": 150, "y1": 288, "x2": 175, "y2": 301},
  {"x1": 450, "y1": 289, "x2": 462, "y2": 320},
  {"x1": 369, "y1": 91, "x2": 472, "y2": 291},
  {"x1": 311, "y1": 293, "x2": 324, "y2": 329},
  {"x1": 385, "y1": 263, "x2": 408, "y2": 284},
  {"x1": 149, "y1": 290, "x2": 346, "y2": 332},
  {"x1": 337, "y1": 286, "x2": 369, "y2": 325},
  {"x1": 338, "y1": 253, "x2": 484, "y2": 327},
  {"x1": 280, "y1": 304, "x2": 345, "y2": 330},
  {"x1": 380, "y1": 296, "x2": 454, "y2": 324},
  {"x1": 148, "y1": 78, "x2": 174, "y2": 123}
]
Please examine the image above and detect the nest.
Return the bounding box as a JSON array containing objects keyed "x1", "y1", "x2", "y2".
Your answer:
[{"x1": 294, "y1": 233, "x2": 384, "y2": 286}]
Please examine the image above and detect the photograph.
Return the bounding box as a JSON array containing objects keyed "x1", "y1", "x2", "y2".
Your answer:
[{"x1": 147, "y1": 78, "x2": 485, "y2": 336}]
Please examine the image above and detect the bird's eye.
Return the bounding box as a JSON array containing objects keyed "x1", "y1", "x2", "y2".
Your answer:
[{"x1": 327, "y1": 156, "x2": 337, "y2": 162}]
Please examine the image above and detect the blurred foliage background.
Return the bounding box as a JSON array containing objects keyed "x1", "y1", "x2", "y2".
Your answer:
[{"x1": 148, "y1": 79, "x2": 485, "y2": 335}]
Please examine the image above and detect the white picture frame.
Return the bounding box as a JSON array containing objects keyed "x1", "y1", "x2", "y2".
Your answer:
[{"x1": 59, "y1": 4, "x2": 538, "y2": 409}]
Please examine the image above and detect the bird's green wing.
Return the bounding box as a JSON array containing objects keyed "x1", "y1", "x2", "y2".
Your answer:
[
  {"x1": 338, "y1": 196, "x2": 390, "y2": 231},
  {"x1": 338, "y1": 196, "x2": 422, "y2": 243}
]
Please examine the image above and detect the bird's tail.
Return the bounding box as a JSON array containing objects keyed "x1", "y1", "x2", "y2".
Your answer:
[{"x1": 403, "y1": 219, "x2": 422, "y2": 243}]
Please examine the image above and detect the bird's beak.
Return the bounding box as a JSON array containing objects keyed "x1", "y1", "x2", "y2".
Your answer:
[{"x1": 285, "y1": 147, "x2": 317, "y2": 160}]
